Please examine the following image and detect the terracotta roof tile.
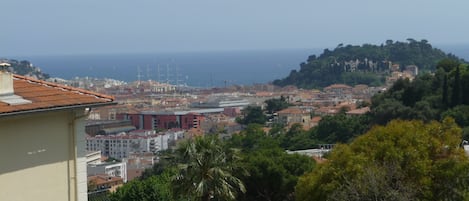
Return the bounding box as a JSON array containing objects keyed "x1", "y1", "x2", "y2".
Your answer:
[{"x1": 0, "y1": 75, "x2": 114, "y2": 115}]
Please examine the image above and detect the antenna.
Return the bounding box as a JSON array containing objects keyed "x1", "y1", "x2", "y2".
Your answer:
[
  {"x1": 156, "y1": 64, "x2": 161, "y2": 83},
  {"x1": 146, "y1": 65, "x2": 151, "y2": 81},
  {"x1": 137, "y1": 66, "x2": 142, "y2": 87},
  {"x1": 210, "y1": 73, "x2": 213, "y2": 88},
  {"x1": 175, "y1": 66, "x2": 179, "y2": 86},
  {"x1": 166, "y1": 64, "x2": 170, "y2": 84},
  {"x1": 175, "y1": 65, "x2": 184, "y2": 86}
]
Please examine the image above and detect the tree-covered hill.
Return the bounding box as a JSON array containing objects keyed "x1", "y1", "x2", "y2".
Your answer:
[
  {"x1": 273, "y1": 39, "x2": 464, "y2": 89},
  {"x1": 0, "y1": 58, "x2": 49, "y2": 80}
]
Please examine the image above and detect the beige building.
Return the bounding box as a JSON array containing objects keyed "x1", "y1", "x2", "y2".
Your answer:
[
  {"x1": 276, "y1": 107, "x2": 312, "y2": 129},
  {"x1": 0, "y1": 70, "x2": 114, "y2": 201}
]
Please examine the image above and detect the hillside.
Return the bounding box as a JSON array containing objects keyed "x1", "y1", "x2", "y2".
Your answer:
[
  {"x1": 273, "y1": 39, "x2": 465, "y2": 89},
  {"x1": 0, "y1": 58, "x2": 49, "y2": 80}
]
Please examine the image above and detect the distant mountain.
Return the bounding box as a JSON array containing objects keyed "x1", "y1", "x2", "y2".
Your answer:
[
  {"x1": 0, "y1": 58, "x2": 49, "y2": 80},
  {"x1": 273, "y1": 39, "x2": 466, "y2": 89}
]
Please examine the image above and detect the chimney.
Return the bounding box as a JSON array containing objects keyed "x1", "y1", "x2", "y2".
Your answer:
[
  {"x1": 0, "y1": 63, "x2": 32, "y2": 105},
  {"x1": 0, "y1": 63, "x2": 13, "y2": 96}
]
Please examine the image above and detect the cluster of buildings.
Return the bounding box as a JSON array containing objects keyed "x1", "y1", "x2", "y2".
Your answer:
[
  {"x1": 2, "y1": 59, "x2": 413, "y2": 200},
  {"x1": 386, "y1": 64, "x2": 418, "y2": 86}
]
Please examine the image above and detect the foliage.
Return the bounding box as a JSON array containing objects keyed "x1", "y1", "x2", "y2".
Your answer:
[
  {"x1": 370, "y1": 61, "x2": 469, "y2": 126},
  {"x1": 1, "y1": 59, "x2": 50, "y2": 79},
  {"x1": 109, "y1": 169, "x2": 175, "y2": 201},
  {"x1": 140, "y1": 150, "x2": 177, "y2": 180},
  {"x1": 276, "y1": 123, "x2": 319, "y2": 150},
  {"x1": 295, "y1": 119, "x2": 469, "y2": 201},
  {"x1": 265, "y1": 96, "x2": 290, "y2": 114},
  {"x1": 172, "y1": 136, "x2": 246, "y2": 201},
  {"x1": 237, "y1": 106, "x2": 267, "y2": 125},
  {"x1": 227, "y1": 124, "x2": 278, "y2": 151},
  {"x1": 313, "y1": 114, "x2": 371, "y2": 143},
  {"x1": 226, "y1": 127, "x2": 315, "y2": 201},
  {"x1": 238, "y1": 148, "x2": 314, "y2": 201},
  {"x1": 273, "y1": 39, "x2": 464, "y2": 89}
]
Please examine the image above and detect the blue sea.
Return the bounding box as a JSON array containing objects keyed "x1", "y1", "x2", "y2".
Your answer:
[
  {"x1": 21, "y1": 49, "x2": 321, "y2": 88},
  {"x1": 18, "y1": 45, "x2": 469, "y2": 88}
]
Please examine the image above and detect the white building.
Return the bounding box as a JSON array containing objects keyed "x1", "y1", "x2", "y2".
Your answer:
[
  {"x1": 86, "y1": 150, "x2": 102, "y2": 165},
  {"x1": 86, "y1": 130, "x2": 182, "y2": 159},
  {"x1": 88, "y1": 162, "x2": 128, "y2": 183}
]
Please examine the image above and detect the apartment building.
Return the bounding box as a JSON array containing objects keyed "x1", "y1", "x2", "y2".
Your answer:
[
  {"x1": 86, "y1": 130, "x2": 183, "y2": 159},
  {"x1": 117, "y1": 109, "x2": 218, "y2": 130}
]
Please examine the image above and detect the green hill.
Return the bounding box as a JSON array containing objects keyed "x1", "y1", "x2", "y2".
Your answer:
[
  {"x1": 0, "y1": 59, "x2": 49, "y2": 80},
  {"x1": 273, "y1": 39, "x2": 465, "y2": 89}
]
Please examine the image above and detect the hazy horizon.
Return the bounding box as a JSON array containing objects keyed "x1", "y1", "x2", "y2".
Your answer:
[{"x1": 2, "y1": 0, "x2": 469, "y2": 57}]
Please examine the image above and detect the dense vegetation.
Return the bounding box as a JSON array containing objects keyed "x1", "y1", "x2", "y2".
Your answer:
[
  {"x1": 273, "y1": 39, "x2": 464, "y2": 88},
  {"x1": 296, "y1": 119, "x2": 469, "y2": 201},
  {"x1": 110, "y1": 132, "x2": 315, "y2": 201},
  {"x1": 0, "y1": 59, "x2": 49, "y2": 79},
  {"x1": 370, "y1": 59, "x2": 469, "y2": 138}
]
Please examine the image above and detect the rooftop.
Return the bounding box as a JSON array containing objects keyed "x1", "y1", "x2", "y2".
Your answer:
[
  {"x1": 0, "y1": 74, "x2": 114, "y2": 116},
  {"x1": 88, "y1": 174, "x2": 123, "y2": 186},
  {"x1": 277, "y1": 107, "x2": 309, "y2": 115}
]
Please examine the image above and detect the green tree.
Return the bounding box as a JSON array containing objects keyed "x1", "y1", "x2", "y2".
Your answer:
[
  {"x1": 296, "y1": 119, "x2": 469, "y2": 201},
  {"x1": 110, "y1": 169, "x2": 175, "y2": 201},
  {"x1": 226, "y1": 127, "x2": 315, "y2": 201},
  {"x1": 227, "y1": 124, "x2": 274, "y2": 151},
  {"x1": 314, "y1": 114, "x2": 370, "y2": 143},
  {"x1": 238, "y1": 148, "x2": 314, "y2": 201},
  {"x1": 452, "y1": 66, "x2": 462, "y2": 107},
  {"x1": 441, "y1": 105, "x2": 469, "y2": 127},
  {"x1": 278, "y1": 123, "x2": 318, "y2": 150},
  {"x1": 172, "y1": 136, "x2": 246, "y2": 201},
  {"x1": 140, "y1": 150, "x2": 177, "y2": 180},
  {"x1": 443, "y1": 74, "x2": 449, "y2": 108},
  {"x1": 370, "y1": 72, "x2": 449, "y2": 124},
  {"x1": 237, "y1": 106, "x2": 266, "y2": 125},
  {"x1": 265, "y1": 96, "x2": 290, "y2": 114},
  {"x1": 437, "y1": 58, "x2": 460, "y2": 73}
]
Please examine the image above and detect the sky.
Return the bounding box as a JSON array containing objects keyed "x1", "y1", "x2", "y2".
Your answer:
[{"x1": 2, "y1": 0, "x2": 469, "y2": 56}]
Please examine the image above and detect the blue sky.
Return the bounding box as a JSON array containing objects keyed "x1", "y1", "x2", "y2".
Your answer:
[{"x1": 2, "y1": 0, "x2": 469, "y2": 56}]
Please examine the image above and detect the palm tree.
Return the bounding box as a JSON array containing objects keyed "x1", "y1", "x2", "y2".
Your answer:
[{"x1": 172, "y1": 136, "x2": 246, "y2": 201}]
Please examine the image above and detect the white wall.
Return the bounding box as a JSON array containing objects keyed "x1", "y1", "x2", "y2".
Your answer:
[{"x1": 0, "y1": 109, "x2": 87, "y2": 201}]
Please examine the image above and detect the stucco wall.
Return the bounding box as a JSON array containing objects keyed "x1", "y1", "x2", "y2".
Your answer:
[{"x1": 0, "y1": 110, "x2": 87, "y2": 201}]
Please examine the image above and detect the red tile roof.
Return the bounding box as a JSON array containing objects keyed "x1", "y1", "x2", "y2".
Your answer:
[
  {"x1": 88, "y1": 174, "x2": 123, "y2": 186},
  {"x1": 0, "y1": 75, "x2": 114, "y2": 115}
]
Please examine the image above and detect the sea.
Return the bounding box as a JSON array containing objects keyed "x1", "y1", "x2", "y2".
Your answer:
[
  {"x1": 18, "y1": 45, "x2": 469, "y2": 88},
  {"x1": 21, "y1": 49, "x2": 321, "y2": 88}
]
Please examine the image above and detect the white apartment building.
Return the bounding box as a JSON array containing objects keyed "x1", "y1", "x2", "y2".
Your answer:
[{"x1": 86, "y1": 130, "x2": 183, "y2": 159}]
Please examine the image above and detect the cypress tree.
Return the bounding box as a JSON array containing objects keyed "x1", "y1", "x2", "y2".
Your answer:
[
  {"x1": 442, "y1": 74, "x2": 448, "y2": 108},
  {"x1": 451, "y1": 66, "x2": 461, "y2": 107}
]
